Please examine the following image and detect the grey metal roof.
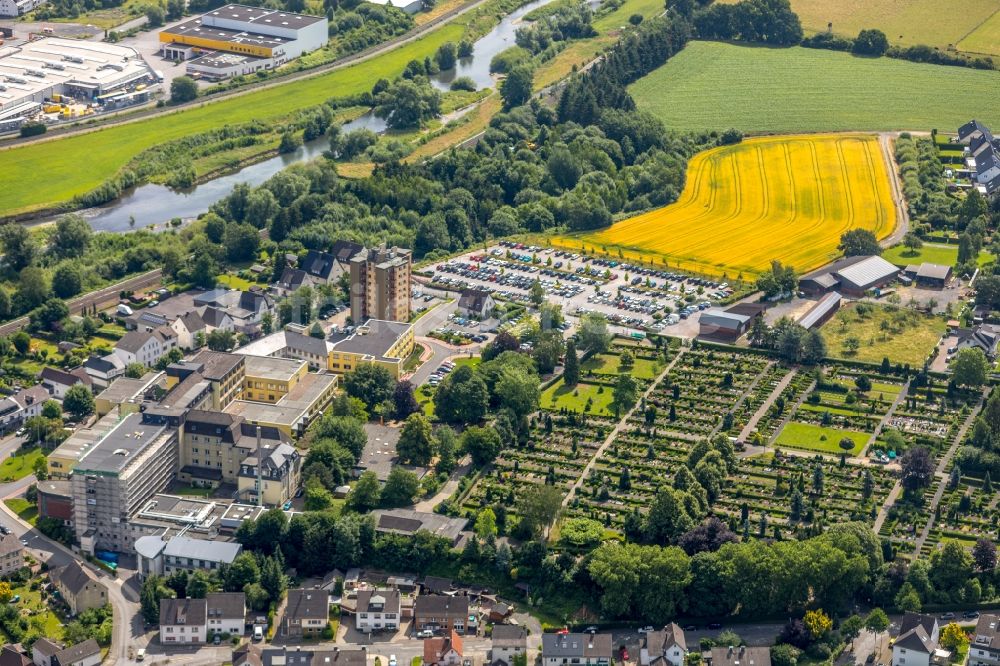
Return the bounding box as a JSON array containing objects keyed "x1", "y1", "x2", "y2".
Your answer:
[
  {"x1": 798, "y1": 292, "x2": 842, "y2": 330},
  {"x1": 700, "y1": 309, "x2": 750, "y2": 329},
  {"x1": 833, "y1": 255, "x2": 899, "y2": 289},
  {"x1": 162, "y1": 536, "x2": 242, "y2": 564},
  {"x1": 916, "y1": 263, "x2": 952, "y2": 280}
]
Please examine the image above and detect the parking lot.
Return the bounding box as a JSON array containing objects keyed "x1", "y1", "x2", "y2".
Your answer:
[{"x1": 424, "y1": 242, "x2": 737, "y2": 336}]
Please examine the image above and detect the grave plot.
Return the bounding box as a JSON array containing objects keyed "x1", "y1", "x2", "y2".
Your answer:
[
  {"x1": 721, "y1": 451, "x2": 896, "y2": 540},
  {"x1": 645, "y1": 347, "x2": 773, "y2": 439},
  {"x1": 918, "y1": 475, "x2": 998, "y2": 558},
  {"x1": 459, "y1": 411, "x2": 611, "y2": 523},
  {"x1": 753, "y1": 371, "x2": 815, "y2": 442}
]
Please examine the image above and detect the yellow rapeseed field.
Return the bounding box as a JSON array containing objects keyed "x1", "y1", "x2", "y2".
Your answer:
[{"x1": 552, "y1": 134, "x2": 897, "y2": 277}]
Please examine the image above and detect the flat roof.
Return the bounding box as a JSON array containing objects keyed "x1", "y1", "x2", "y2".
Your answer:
[
  {"x1": 234, "y1": 331, "x2": 288, "y2": 358},
  {"x1": 50, "y1": 411, "x2": 123, "y2": 463},
  {"x1": 188, "y1": 51, "x2": 262, "y2": 69},
  {"x1": 225, "y1": 372, "x2": 336, "y2": 426},
  {"x1": 208, "y1": 3, "x2": 326, "y2": 28},
  {"x1": 162, "y1": 18, "x2": 288, "y2": 50},
  {"x1": 95, "y1": 372, "x2": 162, "y2": 404},
  {"x1": 243, "y1": 355, "x2": 306, "y2": 382},
  {"x1": 0, "y1": 37, "x2": 151, "y2": 112},
  {"x1": 162, "y1": 535, "x2": 241, "y2": 563},
  {"x1": 75, "y1": 412, "x2": 170, "y2": 475},
  {"x1": 329, "y1": 319, "x2": 411, "y2": 362}
]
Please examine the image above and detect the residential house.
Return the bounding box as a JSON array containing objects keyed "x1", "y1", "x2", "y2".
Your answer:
[
  {"x1": 282, "y1": 589, "x2": 329, "y2": 638},
  {"x1": 49, "y1": 561, "x2": 108, "y2": 615},
  {"x1": 541, "y1": 633, "x2": 612, "y2": 666},
  {"x1": 171, "y1": 312, "x2": 207, "y2": 349},
  {"x1": 82, "y1": 354, "x2": 126, "y2": 389},
  {"x1": 491, "y1": 625, "x2": 527, "y2": 666},
  {"x1": 958, "y1": 120, "x2": 1000, "y2": 195},
  {"x1": 240, "y1": 647, "x2": 367, "y2": 666},
  {"x1": 0, "y1": 398, "x2": 23, "y2": 435},
  {"x1": 708, "y1": 647, "x2": 770, "y2": 666},
  {"x1": 277, "y1": 268, "x2": 312, "y2": 296},
  {"x1": 893, "y1": 612, "x2": 941, "y2": 666},
  {"x1": 31, "y1": 639, "x2": 62, "y2": 666},
  {"x1": 969, "y1": 614, "x2": 1000, "y2": 666},
  {"x1": 424, "y1": 631, "x2": 464, "y2": 666},
  {"x1": 371, "y1": 509, "x2": 467, "y2": 547},
  {"x1": 414, "y1": 595, "x2": 470, "y2": 634},
  {"x1": 0, "y1": 534, "x2": 23, "y2": 576},
  {"x1": 355, "y1": 590, "x2": 401, "y2": 633},
  {"x1": 113, "y1": 327, "x2": 177, "y2": 367},
  {"x1": 641, "y1": 624, "x2": 687, "y2": 666},
  {"x1": 956, "y1": 324, "x2": 1000, "y2": 359},
  {"x1": 457, "y1": 289, "x2": 495, "y2": 319},
  {"x1": 160, "y1": 597, "x2": 208, "y2": 644},
  {"x1": 207, "y1": 592, "x2": 247, "y2": 637},
  {"x1": 193, "y1": 289, "x2": 274, "y2": 338},
  {"x1": 421, "y1": 577, "x2": 453, "y2": 595},
  {"x1": 50, "y1": 640, "x2": 101, "y2": 666},
  {"x1": 0, "y1": 645, "x2": 31, "y2": 666},
  {"x1": 12, "y1": 385, "x2": 51, "y2": 421},
  {"x1": 201, "y1": 308, "x2": 235, "y2": 334},
  {"x1": 38, "y1": 367, "x2": 89, "y2": 399}
]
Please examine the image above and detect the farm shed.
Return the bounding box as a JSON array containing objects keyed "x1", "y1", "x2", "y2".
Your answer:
[
  {"x1": 698, "y1": 309, "x2": 751, "y2": 342},
  {"x1": 797, "y1": 292, "x2": 841, "y2": 330},
  {"x1": 902, "y1": 263, "x2": 952, "y2": 289},
  {"x1": 798, "y1": 255, "x2": 898, "y2": 297}
]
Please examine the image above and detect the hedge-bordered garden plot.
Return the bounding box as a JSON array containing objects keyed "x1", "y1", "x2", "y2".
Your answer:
[
  {"x1": 753, "y1": 371, "x2": 815, "y2": 442},
  {"x1": 644, "y1": 347, "x2": 774, "y2": 439},
  {"x1": 718, "y1": 451, "x2": 896, "y2": 540},
  {"x1": 772, "y1": 369, "x2": 906, "y2": 456}
]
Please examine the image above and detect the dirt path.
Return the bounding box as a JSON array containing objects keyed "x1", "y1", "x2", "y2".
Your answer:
[
  {"x1": 560, "y1": 348, "x2": 686, "y2": 510},
  {"x1": 861, "y1": 381, "x2": 910, "y2": 457},
  {"x1": 878, "y1": 132, "x2": 910, "y2": 248},
  {"x1": 739, "y1": 368, "x2": 797, "y2": 443}
]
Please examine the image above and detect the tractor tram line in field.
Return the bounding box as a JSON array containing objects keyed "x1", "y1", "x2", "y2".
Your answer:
[{"x1": 554, "y1": 133, "x2": 898, "y2": 278}]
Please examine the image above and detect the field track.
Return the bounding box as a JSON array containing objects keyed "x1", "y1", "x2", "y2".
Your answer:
[{"x1": 551, "y1": 134, "x2": 897, "y2": 278}]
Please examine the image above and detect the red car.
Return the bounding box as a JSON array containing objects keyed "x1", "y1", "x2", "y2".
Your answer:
[{"x1": 619, "y1": 647, "x2": 629, "y2": 661}]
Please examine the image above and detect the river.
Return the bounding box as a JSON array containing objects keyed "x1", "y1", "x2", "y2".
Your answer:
[{"x1": 66, "y1": 0, "x2": 561, "y2": 233}]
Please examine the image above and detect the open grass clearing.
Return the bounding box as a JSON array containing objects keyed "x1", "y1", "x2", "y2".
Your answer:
[
  {"x1": 821, "y1": 303, "x2": 946, "y2": 366},
  {"x1": 0, "y1": 449, "x2": 44, "y2": 483},
  {"x1": 959, "y1": 6, "x2": 1000, "y2": 57},
  {"x1": 553, "y1": 134, "x2": 895, "y2": 277},
  {"x1": 4, "y1": 498, "x2": 37, "y2": 525},
  {"x1": 774, "y1": 422, "x2": 869, "y2": 455},
  {"x1": 628, "y1": 41, "x2": 1000, "y2": 133},
  {"x1": 581, "y1": 353, "x2": 659, "y2": 380},
  {"x1": 542, "y1": 379, "x2": 615, "y2": 416},
  {"x1": 882, "y1": 243, "x2": 993, "y2": 268}
]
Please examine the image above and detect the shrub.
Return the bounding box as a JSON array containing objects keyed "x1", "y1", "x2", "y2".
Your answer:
[{"x1": 19, "y1": 123, "x2": 46, "y2": 138}]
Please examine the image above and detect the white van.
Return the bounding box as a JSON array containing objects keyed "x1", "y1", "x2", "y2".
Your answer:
[
  {"x1": 253, "y1": 626, "x2": 264, "y2": 642},
  {"x1": 136, "y1": 649, "x2": 145, "y2": 661}
]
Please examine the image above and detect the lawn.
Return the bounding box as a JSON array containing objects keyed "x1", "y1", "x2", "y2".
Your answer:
[
  {"x1": 627, "y1": 41, "x2": 1000, "y2": 133},
  {"x1": 822, "y1": 303, "x2": 947, "y2": 366},
  {"x1": 0, "y1": 449, "x2": 44, "y2": 483},
  {"x1": 581, "y1": 353, "x2": 659, "y2": 380},
  {"x1": 216, "y1": 274, "x2": 258, "y2": 290},
  {"x1": 552, "y1": 134, "x2": 896, "y2": 277},
  {"x1": 4, "y1": 498, "x2": 37, "y2": 525},
  {"x1": 882, "y1": 243, "x2": 993, "y2": 268},
  {"x1": 774, "y1": 422, "x2": 869, "y2": 455},
  {"x1": 541, "y1": 379, "x2": 615, "y2": 416},
  {"x1": 0, "y1": 21, "x2": 465, "y2": 216}
]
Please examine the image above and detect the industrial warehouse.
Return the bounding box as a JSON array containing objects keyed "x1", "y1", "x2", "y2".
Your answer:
[
  {"x1": 159, "y1": 4, "x2": 328, "y2": 80},
  {"x1": 0, "y1": 37, "x2": 155, "y2": 130}
]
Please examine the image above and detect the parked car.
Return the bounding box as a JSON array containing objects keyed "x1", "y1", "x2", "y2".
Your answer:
[
  {"x1": 390, "y1": 656, "x2": 397, "y2": 666},
  {"x1": 638, "y1": 626, "x2": 654, "y2": 634},
  {"x1": 584, "y1": 626, "x2": 598, "y2": 634},
  {"x1": 964, "y1": 611, "x2": 981, "y2": 619},
  {"x1": 940, "y1": 612, "x2": 956, "y2": 620},
  {"x1": 136, "y1": 649, "x2": 146, "y2": 662},
  {"x1": 417, "y1": 630, "x2": 434, "y2": 639},
  {"x1": 253, "y1": 627, "x2": 264, "y2": 642},
  {"x1": 708, "y1": 623, "x2": 723, "y2": 630}
]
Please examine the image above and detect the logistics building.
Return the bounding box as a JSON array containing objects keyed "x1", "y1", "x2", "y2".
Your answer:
[
  {"x1": 159, "y1": 4, "x2": 327, "y2": 79},
  {"x1": 0, "y1": 37, "x2": 154, "y2": 129}
]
